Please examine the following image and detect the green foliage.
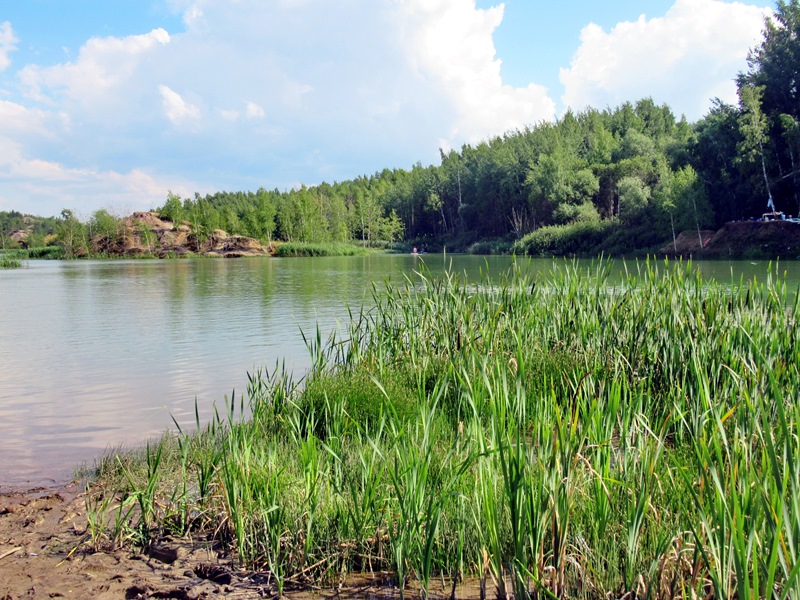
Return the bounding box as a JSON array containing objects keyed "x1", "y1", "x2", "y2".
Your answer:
[
  {"x1": 617, "y1": 175, "x2": 651, "y2": 220},
  {"x1": 466, "y1": 238, "x2": 515, "y2": 255},
  {"x1": 3, "y1": 246, "x2": 65, "y2": 260},
  {"x1": 56, "y1": 209, "x2": 88, "y2": 258},
  {"x1": 159, "y1": 191, "x2": 184, "y2": 225}
]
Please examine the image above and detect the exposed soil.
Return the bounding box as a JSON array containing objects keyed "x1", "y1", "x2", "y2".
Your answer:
[
  {"x1": 0, "y1": 484, "x2": 486, "y2": 599},
  {"x1": 0, "y1": 483, "x2": 253, "y2": 599},
  {"x1": 660, "y1": 220, "x2": 800, "y2": 259}
]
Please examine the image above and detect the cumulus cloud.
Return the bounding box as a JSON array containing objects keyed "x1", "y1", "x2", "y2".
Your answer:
[
  {"x1": 1, "y1": 0, "x2": 769, "y2": 217},
  {"x1": 19, "y1": 28, "x2": 170, "y2": 107},
  {"x1": 396, "y1": 0, "x2": 555, "y2": 144},
  {"x1": 0, "y1": 21, "x2": 17, "y2": 71},
  {"x1": 560, "y1": 0, "x2": 770, "y2": 119},
  {"x1": 0, "y1": 100, "x2": 68, "y2": 139},
  {"x1": 159, "y1": 84, "x2": 201, "y2": 125}
]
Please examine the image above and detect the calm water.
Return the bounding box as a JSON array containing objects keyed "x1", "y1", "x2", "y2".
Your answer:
[{"x1": 1, "y1": 255, "x2": 798, "y2": 490}]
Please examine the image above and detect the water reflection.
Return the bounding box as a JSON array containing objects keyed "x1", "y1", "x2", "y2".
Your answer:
[{"x1": 1, "y1": 256, "x2": 798, "y2": 489}]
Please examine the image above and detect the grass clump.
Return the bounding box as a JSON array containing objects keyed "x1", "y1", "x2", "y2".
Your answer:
[
  {"x1": 274, "y1": 242, "x2": 371, "y2": 257},
  {"x1": 302, "y1": 365, "x2": 418, "y2": 434},
  {"x1": 86, "y1": 259, "x2": 800, "y2": 599},
  {"x1": 26, "y1": 246, "x2": 66, "y2": 259},
  {"x1": 0, "y1": 255, "x2": 22, "y2": 268}
]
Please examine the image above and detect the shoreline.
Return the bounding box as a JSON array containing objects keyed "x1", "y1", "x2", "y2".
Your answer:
[{"x1": 0, "y1": 481, "x2": 486, "y2": 599}]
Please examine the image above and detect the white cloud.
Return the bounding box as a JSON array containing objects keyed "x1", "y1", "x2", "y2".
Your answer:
[
  {"x1": 5, "y1": 0, "x2": 769, "y2": 218},
  {"x1": 19, "y1": 28, "x2": 170, "y2": 107},
  {"x1": 0, "y1": 100, "x2": 69, "y2": 139},
  {"x1": 0, "y1": 21, "x2": 17, "y2": 71},
  {"x1": 560, "y1": 0, "x2": 770, "y2": 119},
  {"x1": 245, "y1": 101, "x2": 265, "y2": 119},
  {"x1": 396, "y1": 0, "x2": 555, "y2": 143},
  {"x1": 159, "y1": 84, "x2": 201, "y2": 124},
  {"x1": 0, "y1": 143, "x2": 196, "y2": 216}
]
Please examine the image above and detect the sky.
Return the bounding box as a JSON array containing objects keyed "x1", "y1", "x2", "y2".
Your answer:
[{"x1": 0, "y1": 0, "x2": 773, "y2": 218}]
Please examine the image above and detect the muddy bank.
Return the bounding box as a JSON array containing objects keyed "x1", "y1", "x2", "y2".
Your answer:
[
  {"x1": 0, "y1": 484, "x2": 488, "y2": 599},
  {"x1": 0, "y1": 483, "x2": 243, "y2": 599}
]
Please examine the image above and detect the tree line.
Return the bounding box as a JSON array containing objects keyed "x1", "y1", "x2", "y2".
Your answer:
[{"x1": 2, "y1": 1, "x2": 798, "y2": 257}]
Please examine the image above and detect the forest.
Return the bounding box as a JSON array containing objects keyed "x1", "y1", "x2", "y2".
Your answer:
[{"x1": 1, "y1": 0, "x2": 798, "y2": 258}]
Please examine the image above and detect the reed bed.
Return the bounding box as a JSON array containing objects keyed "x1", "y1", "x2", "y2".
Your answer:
[
  {"x1": 273, "y1": 242, "x2": 371, "y2": 257},
  {"x1": 0, "y1": 253, "x2": 23, "y2": 268},
  {"x1": 89, "y1": 259, "x2": 800, "y2": 599}
]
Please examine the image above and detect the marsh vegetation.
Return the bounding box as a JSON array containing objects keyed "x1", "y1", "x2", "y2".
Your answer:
[{"x1": 84, "y1": 260, "x2": 799, "y2": 598}]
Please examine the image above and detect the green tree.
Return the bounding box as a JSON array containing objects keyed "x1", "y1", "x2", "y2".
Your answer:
[
  {"x1": 57, "y1": 209, "x2": 87, "y2": 258},
  {"x1": 617, "y1": 176, "x2": 651, "y2": 221},
  {"x1": 526, "y1": 145, "x2": 599, "y2": 225},
  {"x1": 736, "y1": 84, "x2": 772, "y2": 200},
  {"x1": 738, "y1": 0, "x2": 800, "y2": 211},
  {"x1": 159, "y1": 191, "x2": 184, "y2": 224},
  {"x1": 245, "y1": 188, "x2": 276, "y2": 242}
]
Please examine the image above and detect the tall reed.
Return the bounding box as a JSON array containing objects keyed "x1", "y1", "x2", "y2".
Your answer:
[{"x1": 98, "y1": 258, "x2": 800, "y2": 599}]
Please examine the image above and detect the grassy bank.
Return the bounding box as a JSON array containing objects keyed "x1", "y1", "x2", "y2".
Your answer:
[{"x1": 86, "y1": 259, "x2": 799, "y2": 599}]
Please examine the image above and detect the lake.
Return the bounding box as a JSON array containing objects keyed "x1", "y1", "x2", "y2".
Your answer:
[{"x1": 1, "y1": 255, "x2": 798, "y2": 490}]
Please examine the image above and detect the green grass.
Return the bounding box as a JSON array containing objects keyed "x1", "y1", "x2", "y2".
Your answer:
[
  {"x1": 85, "y1": 258, "x2": 800, "y2": 599},
  {"x1": 3, "y1": 246, "x2": 66, "y2": 260},
  {"x1": 0, "y1": 255, "x2": 22, "y2": 268},
  {"x1": 274, "y1": 241, "x2": 372, "y2": 257}
]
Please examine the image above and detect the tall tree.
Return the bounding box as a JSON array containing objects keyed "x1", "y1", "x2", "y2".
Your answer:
[
  {"x1": 738, "y1": 0, "x2": 800, "y2": 211},
  {"x1": 736, "y1": 85, "x2": 773, "y2": 201}
]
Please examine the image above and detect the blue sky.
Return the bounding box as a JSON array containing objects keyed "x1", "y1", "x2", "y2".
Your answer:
[{"x1": 0, "y1": 0, "x2": 773, "y2": 217}]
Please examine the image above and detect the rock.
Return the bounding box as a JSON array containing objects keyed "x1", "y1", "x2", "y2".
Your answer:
[
  {"x1": 146, "y1": 545, "x2": 187, "y2": 565},
  {"x1": 89, "y1": 212, "x2": 271, "y2": 258}
]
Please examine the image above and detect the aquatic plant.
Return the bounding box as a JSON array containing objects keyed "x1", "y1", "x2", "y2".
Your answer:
[{"x1": 93, "y1": 258, "x2": 800, "y2": 598}]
